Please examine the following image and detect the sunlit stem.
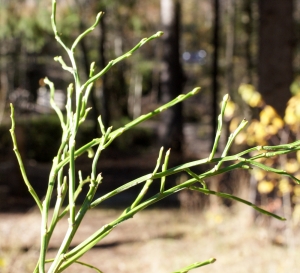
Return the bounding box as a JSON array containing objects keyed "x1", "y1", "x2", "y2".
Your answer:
[
  {"x1": 160, "y1": 149, "x2": 170, "y2": 193},
  {"x1": 56, "y1": 88, "x2": 201, "y2": 171},
  {"x1": 185, "y1": 168, "x2": 207, "y2": 189},
  {"x1": 215, "y1": 118, "x2": 248, "y2": 170},
  {"x1": 59, "y1": 161, "x2": 285, "y2": 271},
  {"x1": 9, "y1": 104, "x2": 42, "y2": 212},
  {"x1": 172, "y1": 258, "x2": 216, "y2": 273},
  {"x1": 130, "y1": 147, "x2": 164, "y2": 209},
  {"x1": 209, "y1": 94, "x2": 229, "y2": 161},
  {"x1": 44, "y1": 77, "x2": 65, "y2": 130}
]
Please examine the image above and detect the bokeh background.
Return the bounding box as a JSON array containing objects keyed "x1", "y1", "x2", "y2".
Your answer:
[{"x1": 1, "y1": 1, "x2": 300, "y2": 272}]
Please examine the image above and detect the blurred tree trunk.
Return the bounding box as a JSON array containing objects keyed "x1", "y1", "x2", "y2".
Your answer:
[
  {"x1": 98, "y1": 7, "x2": 110, "y2": 128},
  {"x1": 211, "y1": 0, "x2": 220, "y2": 148},
  {"x1": 225, "y1": 0, "x2": 236, "y2": 96},
  {"x1": 258, "y1": 0, "x2": 294, "y2": 117},
  {"x1": 243, "y1": 0, "x2": 254, "y2": 85},
  {"x1": 159, "y1": 0, "x2": 185, "y2": 153}
]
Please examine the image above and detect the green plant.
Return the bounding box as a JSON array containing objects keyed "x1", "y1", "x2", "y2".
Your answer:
[{"x1": 8, "y1": 1, "x2": 300, "y2": 272}]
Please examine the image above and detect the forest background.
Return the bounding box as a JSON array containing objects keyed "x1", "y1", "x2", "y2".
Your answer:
[
  {"x1": 0, "y1": 0, "x2": 299, "y2": 224},
  {"x1": 1, "y1": 0, "x2": 300, "y2": 272}
]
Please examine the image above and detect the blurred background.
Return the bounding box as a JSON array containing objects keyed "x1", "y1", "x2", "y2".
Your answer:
[
  {"x1": 0, "y1": 0, "x2": 299, "y2": 227},
  {"x1": 1, "y1": 0, "x2": 300, "y2": 212},
  {"x1": 2, "y1": 0, "x2": 300, "y2": 272}
]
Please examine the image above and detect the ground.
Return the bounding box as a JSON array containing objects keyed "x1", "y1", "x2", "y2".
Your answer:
[
  {"x1": 1, "y1": 120, "x2": 299, "y2": 273},
  {"x1": 1, "y1": 205, "x2": 300, "y2": 273}
]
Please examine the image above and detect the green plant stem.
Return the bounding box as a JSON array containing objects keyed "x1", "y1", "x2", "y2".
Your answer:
[
  {"x1": 9, "y1": 104, "x2": 42, "y2": 212},
  {"x1": 189, "y1": 186, "x2": 285, "y2": 220},
  {"x1": 130, "y1": 147, "x2": 164, "y2": 209},
  {"x1": 56, "y1": 88, "x2": 201, "y2": 171},
  {"x1": 45, "y1": 258, "x2": 104, "y2": 273},
  {"x1": 48, "y1": 173, "x2": 103, "y2": 273},
  {"x1": 58, "y1": 176, "x2": 91, "y2": 220},
  {"x1": 248, "y1": 160, "x2": 300, "y2": 184},
  {"x1": 215, "y1": 118, "x2": 248, "y2": 170},
  {"x1": 172, "y1": 258, "x2": 216, "y2": 273},
  {"x1": 90, "y1": 140, "x2": 300, "y2": 209},
  {"x1": 35, "y1": 178, "x2": 68, "y2": 273},
  {"x1": 25, "y1": 1, "x2": 300, "y2": 271},
  {"x1": 185, "y1": 168, "x2": 207, "y2": 189},
  {"x1": 39, "y1": 131, "x2": 70, "y2": 272},
  {"x1": 81, "y1": 31, "x2": 163, "y2": 91},
  {"x1": 68, "y1": 138, "x2": 76, "y2": 225},
  {"x1": 53, "y1": 150, "x2": 291, "y2": 270},
  {"x1": 48, "y1": 130, "x2": 109, "y2": 273},
  {"x1": 160, "y1": 149, "x2": 170, "y2": 193},
  {"x1": 209, "y1": 94, "x2": 229, "y2": 161},
  {"x1": 71, "y1": 13, "x2": 104, "y2": 52},
  {"x1": 49, "y1": 177, "x2": 67, "y2": 233},
  {"x1": 72, "y1": 260, "x2": 104, "y2": 273},
  {"x1": 39, "y1": 159, "x2": 59, "y2": 273},
  {"x1": 51, "y1": 0, "x2": 69, "y2": 53},
  {"x1": 66, "y1": 84, "x2": 74, "y2": 127},
  {"x1": 46, "y1": 4, "x2": 106, "y2": 272},
  {"x1": 58, "y1": 160, "x2": 280, "y2": 271},
  {"x1": 45, "y1": 77, "x2": 65, "y2": 130}
]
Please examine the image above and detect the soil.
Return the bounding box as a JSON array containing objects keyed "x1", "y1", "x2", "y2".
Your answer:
[{"x1": 1, "y1": 206, "x2": 300, "y2": 273}]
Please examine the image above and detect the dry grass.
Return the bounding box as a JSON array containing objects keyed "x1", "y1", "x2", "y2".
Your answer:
[{"x1": 0, "y1": 205, "x2": 300, "y2": 273}]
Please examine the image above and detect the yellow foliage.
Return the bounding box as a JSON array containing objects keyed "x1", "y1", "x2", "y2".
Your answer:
[
  {"x1": 294, "y1": 185, "x2": 300, "y2": 197},
  {"x1": 260, "y1": 105, "x2": 277, "y2": 125},
  {"x1": 243, "y1": 103, "x2": 283, "y2": 145},
  {"x1": 0, "y1": 258, "x2": 5, "y2": 268},
  {"x1": 259, "y1": 106, "x2": 283, "y2": 136},
  {"x1": 266, "y1": 125, "x2": 279, "y2": 135},
  {"x1": 278, "y1": 178, "x2": 292, "y2": 194},
  {"x1": 238, "y1": 84, "x2": 255, "y2": 102},
  {"x1": 229, "y1": 117, "x2": 240, "y2": 133},
  {"x1": 272, "y1": 117, "x2": 284, "y2": 130},
  {"x1": 234, "y1": 132, "x2": 247, "y2": 145},
  {"x1": 284, "y1": 94, "x2": 300, "y2": 131},
  {"x1": 248, "y1": 92, "x2": 263, "y2": 108},
  {"x1": 258, "y1": 180, "x2": 274, "y2": 194},
  {"x1": 234, "y1": 81, "x2": 300, "y2": 216},
  {"x1": 297, "y1": 151, "x2": 300, "y2": 163},
  {"x1": 284, "y1": 108, "x2": 298, "y2": 125},
  {"x1": 285, "y1": 159, "x2": 299, "y2": 173},
  {"x1": 238, "y1": 84, "x2": 263, "y2": 107},
  {"x1": 246, "y1": 120, "x2": 268, "y2": 145},
  {"x1": 252, "y1": 168, "x2": 266, "y2": 181}
]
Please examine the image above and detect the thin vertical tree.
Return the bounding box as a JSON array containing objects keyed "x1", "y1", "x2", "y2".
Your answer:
[
  {"x1": 159, "y1": 0, "x2": 185, "y2": 153},
  {"x1": 211, "y1": 0, "x2": 220, "y2": 148},
  {"x1": 258, "y1": 0, "x2": 294, "y2": 117},
  {"x1": 243, "y1": 0, "x2": 254, "y2": 85},
  {"x1": 98, "y1": 5, "x2": 110, "y2": 128},
  {"x1": 225, "y1": 0, "x2": 236, "y2": 96}
]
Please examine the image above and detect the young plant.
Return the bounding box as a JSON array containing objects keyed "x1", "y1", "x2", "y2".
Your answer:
[{"x1": 8, "y1": 1, "x2": 300, "y2": 272}]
